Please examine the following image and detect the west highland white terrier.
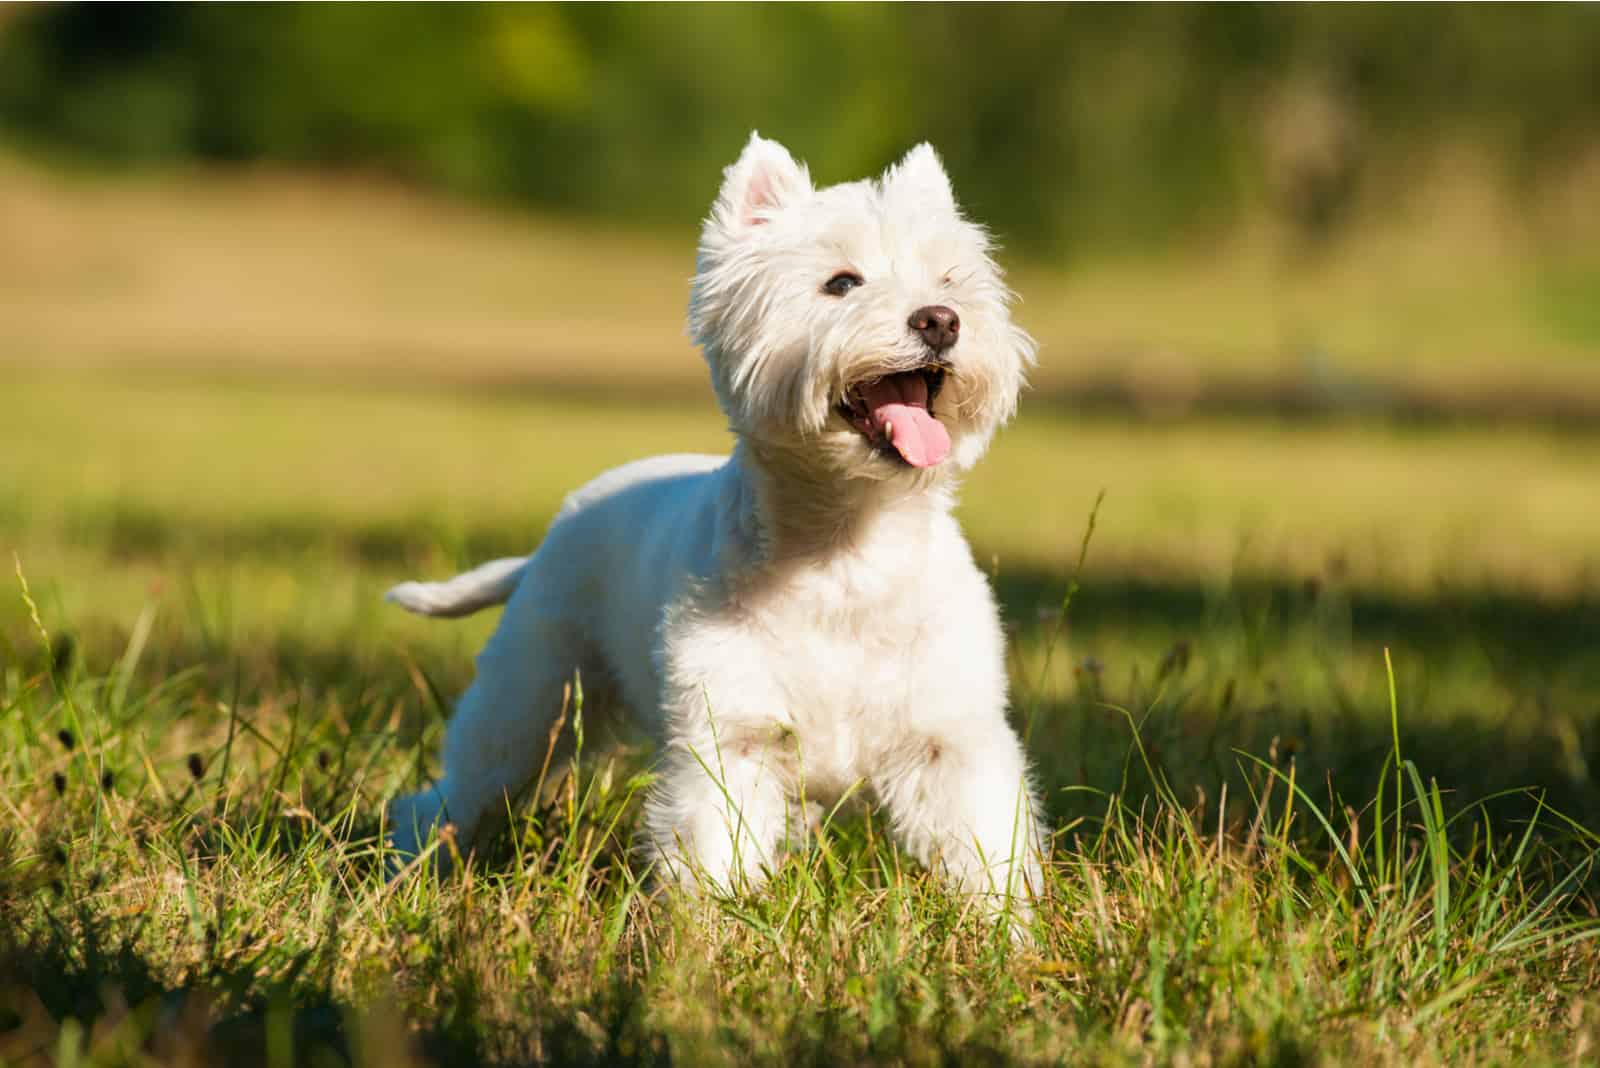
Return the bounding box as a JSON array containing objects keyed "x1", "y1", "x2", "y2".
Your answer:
[{"x1": 386, "y1": 133, "x2": 1043, "y2": 912}]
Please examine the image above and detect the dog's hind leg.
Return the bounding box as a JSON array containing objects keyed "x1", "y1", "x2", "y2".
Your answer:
[{"x1": 387, "y1": 585, "x2": 587, "y2": 872}]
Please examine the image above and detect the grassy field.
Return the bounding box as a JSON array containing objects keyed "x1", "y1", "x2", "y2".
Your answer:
[
  {"x1": 3, "y1": 160, "x2": 1600, "y2": 1064},
  {"x1": 5, "y1": 151, "x2": 1600, "y2": 415}
]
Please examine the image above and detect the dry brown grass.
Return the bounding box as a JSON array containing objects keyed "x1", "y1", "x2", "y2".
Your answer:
[{"x1": 4, "y1": 151, "x2": 1598, "y2": 417}]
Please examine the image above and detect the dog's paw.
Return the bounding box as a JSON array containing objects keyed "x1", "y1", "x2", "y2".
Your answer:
[{"x1": 386, "y1": 787, "x2": 453, "y2": 878}]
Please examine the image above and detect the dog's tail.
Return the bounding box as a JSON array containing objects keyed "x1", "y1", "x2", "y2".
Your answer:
[{"x1": 385, "y1": 556, "x2": 529, "y2": 618}]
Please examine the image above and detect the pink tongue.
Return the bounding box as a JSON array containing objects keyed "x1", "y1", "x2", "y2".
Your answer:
[{"x1": 859, "y1": 374, "x2": 951, "y2": 468}]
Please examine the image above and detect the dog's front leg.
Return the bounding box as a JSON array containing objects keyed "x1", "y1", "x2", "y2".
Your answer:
[
  {"x1": 641, "y1": 710, "x2": 797, "y2": 895},
  {"x1": 871, "y1": 720, "x2": 1045, "y2": 920}
]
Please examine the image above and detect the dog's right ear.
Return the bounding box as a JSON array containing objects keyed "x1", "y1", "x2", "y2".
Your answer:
[{"x1": 710, "y1": 132, "x2": 811, "y2": 234}]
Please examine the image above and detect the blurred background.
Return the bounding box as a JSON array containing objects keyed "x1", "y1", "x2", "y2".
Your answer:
[{"x1": 1, "y1": 5, "x2": 1597, "y2": 821}]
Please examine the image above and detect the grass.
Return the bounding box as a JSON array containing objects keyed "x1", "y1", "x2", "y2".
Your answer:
[
  {"x1": 3, "y1": 158, "x2": 1600, "y2": 1063},
  {"x1": 6, "y1": 373, "x2": 1599, "y2": 601},
  {"x1": 3, "y1": 370, "x2": 1600, "y2": 1064},
  {"x1": 5, "y1": 527, "x2": 1600, "y2": 1066}
]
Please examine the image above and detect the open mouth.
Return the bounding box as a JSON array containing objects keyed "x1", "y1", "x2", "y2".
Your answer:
[{"x1": 836, "y1": 364, "x2": 951, "y2": 468}]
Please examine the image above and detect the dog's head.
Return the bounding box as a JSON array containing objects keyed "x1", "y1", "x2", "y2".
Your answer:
[{"x1": 690, "y1": 133, "x2": 1035, "y2": 480}]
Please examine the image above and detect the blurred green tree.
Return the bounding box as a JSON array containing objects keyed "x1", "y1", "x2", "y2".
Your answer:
[{"x1": 2, "y1": 4, "x2": 1596, "y2": 255}]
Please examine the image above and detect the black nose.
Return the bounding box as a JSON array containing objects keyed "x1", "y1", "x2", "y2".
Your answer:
[{"x1": 908, "y1": 305, "x2": 960, "y2": 353}]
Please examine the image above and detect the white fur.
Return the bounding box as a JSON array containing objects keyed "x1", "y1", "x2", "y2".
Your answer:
[
  {"x1": 386, "y1": 556, "x2": 528, "y2": 618},
  {"x1": 386, "y1": 134, "x2": 1043, "y2": 914}
]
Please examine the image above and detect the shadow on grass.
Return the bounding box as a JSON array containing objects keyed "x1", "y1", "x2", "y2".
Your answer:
[
  {"x1": 0, "y1": 920, "x2": 667, "y2": 1067},
  {"x1": 5, "y1": 552, "x2": 1599, "y2": 833},
  {"x1": 989, "y1": 569, "x2": 1600, "y2": 832},
  {"x1": 43, "y1": 362, "x2": 1600, "y2": 434},
  {"x1": 0, "y1": 905, "x2": 1026, "y2": 1067},
  {"x1": 993, "y1": 570, "x2": 1600, "y2": 677}
]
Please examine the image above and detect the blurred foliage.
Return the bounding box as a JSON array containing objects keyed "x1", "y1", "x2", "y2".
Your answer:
[{"x1": 1, "y1": 4, "x2": 1599, "y2": 254}]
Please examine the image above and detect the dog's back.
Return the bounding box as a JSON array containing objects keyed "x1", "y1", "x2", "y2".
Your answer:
[{"x1": 385, "y1": 452, "x2": 728, "y2": 619}]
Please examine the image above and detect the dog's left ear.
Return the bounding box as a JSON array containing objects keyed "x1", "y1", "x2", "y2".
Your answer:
[
  {"x1": 884, "y1": 144, "x2": 957, "y2": 212},
  {"x1": 711, "y1": 132, "x2": 812, "y2": 234}
]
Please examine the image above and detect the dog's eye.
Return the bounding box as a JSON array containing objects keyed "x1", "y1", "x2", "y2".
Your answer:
[{"x1": 823, "y1": 271, "x2": 864, "y2": 297}]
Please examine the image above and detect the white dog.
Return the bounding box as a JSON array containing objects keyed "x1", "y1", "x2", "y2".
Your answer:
[{"x1": 386, "y1": 133, "x2": 1043, "y2": 911}]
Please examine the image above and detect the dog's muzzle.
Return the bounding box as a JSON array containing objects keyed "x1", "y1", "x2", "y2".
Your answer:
[{"x1": 838, "y1": 362, "x2": 951, "y2": 468}]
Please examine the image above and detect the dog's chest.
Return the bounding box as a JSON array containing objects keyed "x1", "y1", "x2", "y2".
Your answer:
[
  {"x1": 738, "y1": 558, "x2": 940, "y2": 785},
  {"x1": 653, "y1": 504, "x2": 980, "y2": 796}
]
